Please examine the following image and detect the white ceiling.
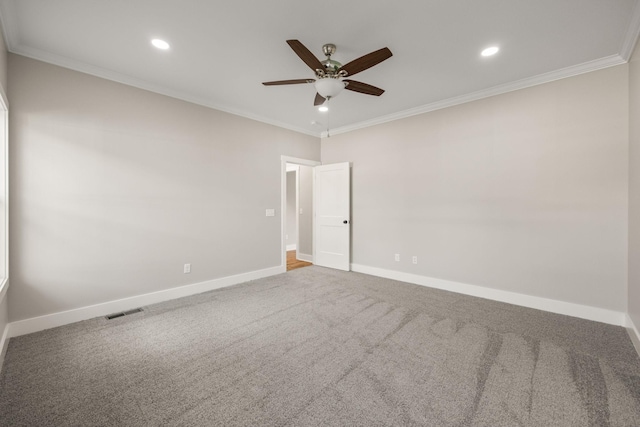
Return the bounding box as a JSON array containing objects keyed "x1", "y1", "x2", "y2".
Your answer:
[{"x1": 1, "y1": 0, "x2": 639, "y2": 137}]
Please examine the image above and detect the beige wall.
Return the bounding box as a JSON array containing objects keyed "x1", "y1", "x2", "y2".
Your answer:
[
  {"x1": 8, "y1": 54, "x2": 320, "y2": 321},
  {"x1": 0, "y1": 26, "x2": 7, "y2": 96},
  {"x1": 323, "y1": 65, "x2": 629, "y2": 311},
  {"x1": 3, "y1": 42, "x2": 637, "y2": 325},
  {"x1": 629, "y1": 42, "x2": 640, "y2": 328}
]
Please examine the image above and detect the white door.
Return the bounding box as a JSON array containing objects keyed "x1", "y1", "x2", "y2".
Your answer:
[{"x1": 314, "y1": 162, "x2": 350, "y2": 271}]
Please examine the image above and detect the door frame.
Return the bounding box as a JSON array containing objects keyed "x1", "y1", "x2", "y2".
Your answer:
[
  {"x1": 285, "y1": 164, "x2": 299, "y2": 252},
  {"x1": 281, "y1": 156, "x2": 321, "y2": 271}
]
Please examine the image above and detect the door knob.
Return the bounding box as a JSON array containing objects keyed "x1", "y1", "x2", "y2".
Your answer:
[{"x1": 343, "y1": 220, "x2": 349, "y2": 224}]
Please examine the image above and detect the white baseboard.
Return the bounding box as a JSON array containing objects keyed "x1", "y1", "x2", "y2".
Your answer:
[
  {"x1": 297, "y1": 252, "x2": 313, "y2": 263},
  {"x1": 8, "y1": 265, "x2": 285, "y2": 338},
  {"x1": 351, "y1": 264, "x2": 626, "y2": 326},
  {"x1": 4, "y1": 262, "x2": 631, "y2": 343},
  {"x1": 286, "y1": 244, "x2": 297, "y2": 251},
  {"x1": 626, "y1": 314, "x2": 640, "y2": 357}
]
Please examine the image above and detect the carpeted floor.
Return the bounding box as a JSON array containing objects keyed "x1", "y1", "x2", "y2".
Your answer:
[{"x1": 1, "y1": 266, "x2": 639, "y2": 426}]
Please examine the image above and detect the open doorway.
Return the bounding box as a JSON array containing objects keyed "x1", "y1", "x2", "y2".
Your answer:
[
  {"x1": 285, "y1": 164, "x2": 312, "y2": 271},
  {"x1": 281, "y1": 156, "x2": 321, "y2": 271}
]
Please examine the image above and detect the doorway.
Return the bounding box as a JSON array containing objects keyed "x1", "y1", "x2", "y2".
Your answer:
[{"x1": 281, "y1": 156, "x2": 321, "y2": 271}]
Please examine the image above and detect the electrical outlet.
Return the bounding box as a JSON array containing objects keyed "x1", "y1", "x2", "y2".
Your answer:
[
  {"x1": 184, "y1": 263, "x2": 191, "y2": 274},
  {"x1": 412, "y1": 256, "x2": 418, "y2": 264},
  {"x1": 265, "y1": 209, "x2": 275, "y2": 217},
  {"x1": 395, "y1": 254, "x2": 400, "y2": 262}
]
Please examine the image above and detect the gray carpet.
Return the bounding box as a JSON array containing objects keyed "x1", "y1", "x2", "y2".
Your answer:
[{"x1": 1, "y1": 266, "x2": 639, "y2": 426}]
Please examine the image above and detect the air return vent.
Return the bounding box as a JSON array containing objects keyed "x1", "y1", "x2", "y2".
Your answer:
[{"x1": 105, "y1": 308, "x2": 143, "y2": 320}]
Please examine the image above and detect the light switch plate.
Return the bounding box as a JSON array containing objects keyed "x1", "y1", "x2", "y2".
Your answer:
[{"x1": 266, "y1": 209, "x2": 275, "y2": 217}]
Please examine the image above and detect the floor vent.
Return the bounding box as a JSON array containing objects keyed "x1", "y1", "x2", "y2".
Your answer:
[{"x1": 106, "y1": 308, "x2": 143, "y2": 320}]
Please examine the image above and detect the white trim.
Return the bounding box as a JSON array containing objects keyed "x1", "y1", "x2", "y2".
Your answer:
[
  {"x1": 351, "y1": 264, "x2": 626, "y2": 326},
  {"x1": 296, "y1": 252, "x2": 313, "y2": 263},
  {"x1": 626, "y1": 314, "x2": 640, "y2": 358},
  {"x1": 7, "y1": 265, "x2": 284, "y2": 338},
  {"x1": 324, "y1": 54, "x2": 626, "y2": 138},
  {"x1": 8, "y1": 45, "x2": 320, "y2": 138},
  {"x1": 281, "y1": 156, "x2": 321, "y2": 271},
  {"x1": 620, "y1": 0, "x2": 640, "y2": 61},
  {"x1": 295, "y1": 168, "x2": 300, "y2": 255},
  {"x1": 4, "y1": 21, "x2": 633, "y2": 141},
  {"x1": 312, "y1": 169, "x2": 316, "y2": 264},
  {"x1": 2, "y1": 0, "x2": 632, "y2": 143},
  {"x1": 0, "y1": 0, "x2": 18, "y2": 51},
  {"x1": 285, "y1": 167, "x2": 299, "y2": 253}
]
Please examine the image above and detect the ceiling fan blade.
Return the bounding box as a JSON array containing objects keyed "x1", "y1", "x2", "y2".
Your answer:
[
  {"x1": 287, "y1": 40, "x2": 324, "y2": 72},
  {"x1": 314, "y1": 93, "x2": 326, "y2": 106},
  {"x1": 339, "y1": 47, "x2": 392, "y2": 77},
  {"x1": 262, "y1": 79, "x2": 315, "y2": 86},
  {"x1": 343, "y1": 80, "x2": 385, "y2": 96}
]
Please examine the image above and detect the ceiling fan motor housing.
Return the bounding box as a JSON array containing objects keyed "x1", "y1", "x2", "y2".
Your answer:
[
  {"x1": 318, "y1": 44, "x2": 342, "y2": 76},
  {"x1": 323, "y1": 59, "x2": 342, "y2": 73}
]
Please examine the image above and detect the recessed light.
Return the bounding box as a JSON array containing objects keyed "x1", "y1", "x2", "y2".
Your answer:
[
  {"x1": 151, "y1": 39, "x2": 170, "y2": 50},
  {"x1": 481, "y1": 46, "x2": 499, "y2": 57},
  {"x1": 318, "y1": 105, "x2": 329, "y2": 112}
]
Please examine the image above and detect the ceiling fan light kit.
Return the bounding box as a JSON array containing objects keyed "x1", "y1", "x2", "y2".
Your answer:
[
  {"x1": 315, "y1": 78, "x2": 345, "y2": 99},
  {"x1": 262, "y1": 40, "x2": 392, "y2": 107}
]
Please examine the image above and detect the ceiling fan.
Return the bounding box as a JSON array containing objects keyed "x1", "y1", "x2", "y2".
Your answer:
[{"x1": 262, "y1": 40, "x2": 392, "y2": 106}]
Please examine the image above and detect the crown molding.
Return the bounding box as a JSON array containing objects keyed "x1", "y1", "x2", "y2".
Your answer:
[
  {"x1": 4, "y1": 0, "x2": 637, "y2": 142},
  {"x1": 9, "y1": 44, "x2": 321, "y2": 138},
  {"x1": 0, "y1": 0, "x2": 18, "y2": 52},
  {"x1": 620, "y1": 0, "x2": 640, "y2": 61},
  {"x1": 5, "y1": 43, "x2": 629, "y2": 141},
  {"x1": 324, "y1": 54, "x2": 626, "y2": 138}
]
